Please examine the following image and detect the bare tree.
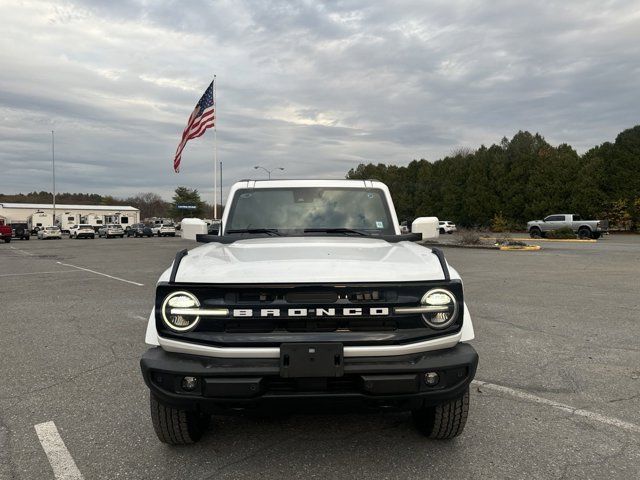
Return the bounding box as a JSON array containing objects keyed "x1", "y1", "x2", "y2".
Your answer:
[{"x1": 125, "y1": 192, "x2": 170, "y2": 220}]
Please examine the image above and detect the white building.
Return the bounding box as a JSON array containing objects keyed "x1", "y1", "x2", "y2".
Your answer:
[{"x1": 0, "y1": 203, "x2": 140, "y2": 231}]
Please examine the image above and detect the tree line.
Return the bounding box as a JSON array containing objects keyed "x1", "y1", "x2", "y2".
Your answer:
[{"x1": 347, "y1": 125, "x2": 640, "y2": 230}]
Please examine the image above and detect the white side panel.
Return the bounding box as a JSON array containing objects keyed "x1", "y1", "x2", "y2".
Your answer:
[
  {"x1": 460, "y1": 303, "x2": 475, "y2": 341},
  {"x1": 144, "y1": 308, "x2": 159, "y2": 346}
]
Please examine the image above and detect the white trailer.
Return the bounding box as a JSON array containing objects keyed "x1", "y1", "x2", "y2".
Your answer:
[
  {"x1": 80, "y1": 213, "x2": 105, "y2": 231},
  {"x1": 56, "y1": 212, "x2": 81, "y2": 233},
  {"x1": 27, "y1": 212, "x2": 53, "y2": 233},
  {"x1": 0, "y1": 203, "x2": 140, "y2": 230}
]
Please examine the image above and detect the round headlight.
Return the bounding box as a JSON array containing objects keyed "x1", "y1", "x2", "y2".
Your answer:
[
  {"x1": 420, "y1": 288, "x2": 458, "y2": 329},
  {"x1": 161, "y1": 291, "x2": 201, "y2": 332}
]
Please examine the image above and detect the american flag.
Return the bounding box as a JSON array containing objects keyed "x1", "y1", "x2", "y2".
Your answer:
[{"x1": 173, "y1": 80, "x2": 215, "y2": 173}]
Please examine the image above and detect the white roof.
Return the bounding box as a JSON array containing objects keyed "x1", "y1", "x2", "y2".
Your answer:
[
  {"x1": 236, "y1": 179, "x2": 383, "y2": 189},
  {"x1": 0, "y1": 203, "x2": 139, "y2": 212}
]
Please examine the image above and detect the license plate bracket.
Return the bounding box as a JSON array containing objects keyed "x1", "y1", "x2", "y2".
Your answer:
[{"x1": 280, "y1": 343, "x2": 344, "y2": 378}]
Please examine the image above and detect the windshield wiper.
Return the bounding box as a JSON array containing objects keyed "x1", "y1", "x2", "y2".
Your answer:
[
  {"x1": 226, "y1": 228, "x2": 282, "y2": 236},
  {"x1": 303, "y1": 228, "x2": 370, "y2": 236}
]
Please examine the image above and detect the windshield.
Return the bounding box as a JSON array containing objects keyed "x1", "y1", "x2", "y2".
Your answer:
[{"x1": 226, "y1": 187, "x2": 395, "y2": 234}]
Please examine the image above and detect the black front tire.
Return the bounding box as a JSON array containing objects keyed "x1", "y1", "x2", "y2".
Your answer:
[
  {"x1": 412, "y1": 387, "x2": 470, "y2": 439},
  {"x1": 3, "y1": 238, "x2": 10, "y2": 243},
  {"x1": 578, "y1": 228, "x2": 591, "y2": 239},
  {"x1": 529, "y1": 228, "x2": 542, "y2": 238},
  {"x1": 150, "y1": 394, "x2": 209, "y2": 445}
]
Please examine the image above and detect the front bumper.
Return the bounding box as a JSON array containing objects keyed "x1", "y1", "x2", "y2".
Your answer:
[{"x1": 140, "y1": 343, "x2": 478, "y2": 412}]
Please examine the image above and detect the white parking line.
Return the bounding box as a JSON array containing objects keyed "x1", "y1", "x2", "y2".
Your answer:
[
  {"x1": 9, "y1": 246, "x2": 35, "y2": 256},
  {"x1": 34, "y1": 421, "x2": 84, "y2": 479},
  {"x1": 472, "y1": 380, "x2": 640, "y2": 434},
  {"x1": 56, "y1": 261, "x2": 144, "y2": 286},
  {"x1": 0, "y1": 270, "x2": 80, "y2": 277}
]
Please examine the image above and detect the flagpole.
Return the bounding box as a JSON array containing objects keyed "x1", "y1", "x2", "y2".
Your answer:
[{"x1": 213, "y1": 75, "x2": 217, "y2": 220}]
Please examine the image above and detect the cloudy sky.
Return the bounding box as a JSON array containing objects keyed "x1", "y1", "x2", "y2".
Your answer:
[{"x1": 1, "y1": 0, "x2": 639, "y2": 202}]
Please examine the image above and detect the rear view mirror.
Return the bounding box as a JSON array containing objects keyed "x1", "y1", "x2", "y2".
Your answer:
[{"x1": 411, "y1": 217, "x2": 440, "y2": 240}]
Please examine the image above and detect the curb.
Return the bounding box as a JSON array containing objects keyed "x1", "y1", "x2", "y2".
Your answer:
[
  {"x1": 420, "y1": 242, "x2": 499, "y2": 250},
  {"x1": 481, "y1": 236, "x2": 596, "y2": 243},
  {"x1": 499, "y1": 245, "x2": 541, "y2": 251}
]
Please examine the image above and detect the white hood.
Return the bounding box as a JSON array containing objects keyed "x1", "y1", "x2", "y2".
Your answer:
[{"x1": 164, "y1": 237, "x2": 456, "y2": 284}]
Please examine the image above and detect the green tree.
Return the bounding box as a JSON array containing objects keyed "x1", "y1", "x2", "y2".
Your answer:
[
  {"x1": 345, "y1": 125, "x2": 640, "y2": 229},
  {"x1": 169, "y1": 186, "x2": 205, "y2": 219}
]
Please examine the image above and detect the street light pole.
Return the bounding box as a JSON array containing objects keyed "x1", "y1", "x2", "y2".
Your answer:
[
  {"x1": 51, "y1": 130, "x2": 56, "y2": 226},
  {"x1": 253, "y1": 165, "x2": 284, "y2": 179}
]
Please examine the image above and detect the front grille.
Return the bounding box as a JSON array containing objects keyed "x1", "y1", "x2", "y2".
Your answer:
[
  {"x1": 224, "y1": 317, "x2": 397, "y2": 333},
  {"x1": 156, "y1": 281, "x2": 464, "y2": 346}
]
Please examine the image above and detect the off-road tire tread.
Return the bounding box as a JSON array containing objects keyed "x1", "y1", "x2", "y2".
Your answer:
[
  {"x1": 150, "y1": 394, "x2": 206, "y2": 445},
  {"x1": 413, "y1": 387, "x2": 469, "y2": 439}
]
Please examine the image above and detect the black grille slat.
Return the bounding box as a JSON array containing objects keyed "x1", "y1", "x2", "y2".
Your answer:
[
  {"x1": 221, "y1": 318, "x2": 398, "y2": 333},
  {"x1": 285, "y1": 291, "x2": 338, "y2": 303}
]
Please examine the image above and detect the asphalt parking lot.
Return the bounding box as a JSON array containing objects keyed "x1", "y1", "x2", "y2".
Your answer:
[{"x1": 1, "y1": 235, "x2": 639, "y2": 479}]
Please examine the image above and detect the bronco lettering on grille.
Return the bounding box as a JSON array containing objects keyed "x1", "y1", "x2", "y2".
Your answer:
[{"x1": 231, "y1": 307, "x2": 390, "y2": 318}]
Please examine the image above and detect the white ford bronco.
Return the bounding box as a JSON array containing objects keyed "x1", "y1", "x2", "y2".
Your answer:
[{"x1": 141, "y1": 179, "x2": 477, "y2": 444}]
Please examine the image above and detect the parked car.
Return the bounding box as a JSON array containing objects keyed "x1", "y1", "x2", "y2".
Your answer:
[
  {"x1": 27, "y1": 212, "x2": 53, "y2": 234},
  {"x1": 140, "y1": 179, "x2": 477, "y2": 445},
  {"x1": 98, "y1": 224, "x2": 125, "y2": 238},
  {"x1": 149, "y1": 218, "x2": 174, "y2": 235},
  {"x1": 37, "y1": 226, "x2": 62, "y2": 240},
  {"x1": 69, "y1": 224, "x2": 96, "y2": 239},
  {"x1": 126, "y1": 223, "x2": 153, "y2": 238},
  {"x1": 438, "y1": 221, "x2": 457, "y2": 234},
  {"x1": 11, "y1": 222, "x2": 30, "y2": 240},
  {"x1": 155, "y1": 223, "x2": 176, "y2": 237},
  {"x1": 527, "y1": 214, "x2": 607, "y2": 239},
  {"x1": 0, "y1": 219, "x2": 12, "y2": 243}
]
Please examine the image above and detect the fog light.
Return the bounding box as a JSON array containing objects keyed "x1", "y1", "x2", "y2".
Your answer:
[
  {"x1": 424, "y1": 372, "x2": 439, "y2": 386},
  {"x1": 181, "y1": 376, "x2": 198, "y2": 391}
]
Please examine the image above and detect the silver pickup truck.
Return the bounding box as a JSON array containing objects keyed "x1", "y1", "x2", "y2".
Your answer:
[{"x1": 527, "y1": 214, "x2": 607, "y2": 239}]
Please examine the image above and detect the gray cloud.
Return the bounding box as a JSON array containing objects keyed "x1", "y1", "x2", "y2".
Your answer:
[{"x1": 1, "y1": 0, "x2": 639, "y2": 203}]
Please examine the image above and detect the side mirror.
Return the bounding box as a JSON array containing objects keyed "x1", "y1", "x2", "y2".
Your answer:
[{"x1": 411, "y1": 217, "x2": 440, "y2": 240}]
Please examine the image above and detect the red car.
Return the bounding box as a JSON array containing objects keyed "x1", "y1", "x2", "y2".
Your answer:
[{"x1": 0, "y1": 219, "x2": 12, "y2": 243}]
